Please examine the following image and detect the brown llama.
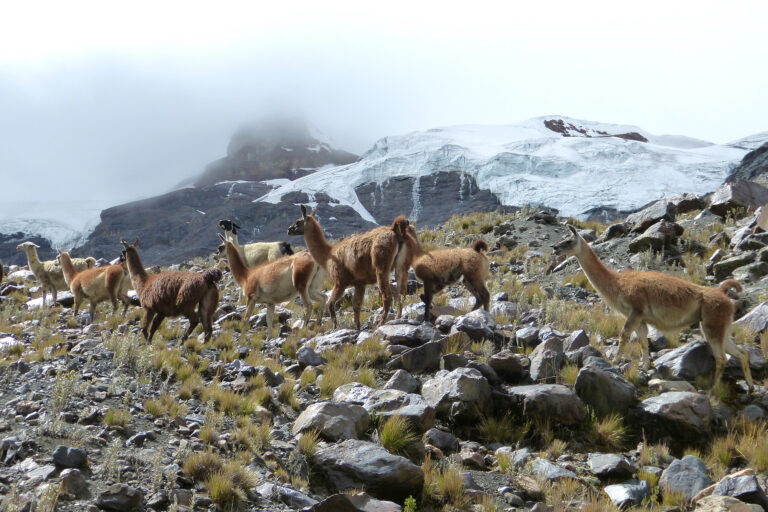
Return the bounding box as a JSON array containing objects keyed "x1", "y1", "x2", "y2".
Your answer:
[
  {"x1": 120, "y1": 238, "x2": 222, "y2": 342},
  {"x1": 553, "y1": 225, "x2": 753, "y2": 392},
  {"x1": 220, "y1": 235, "x2": 326, "y2": 339},
  {"x1": 287, "y1": 206, "x2": 409, "y2": 329},
  {"x1": 57, "y1": 250, "x2": 132, "y2": 322},
  {"x1": 403, "y1": 224, "x2": 490, "y2": 322}
]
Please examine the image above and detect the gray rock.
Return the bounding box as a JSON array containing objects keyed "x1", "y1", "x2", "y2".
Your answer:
[
  {"x1": 466, "y1": 360, "x2": 500, "y2": 385},
  {"x1": 423, "y1": 428, "x2": 459, "y2": 455},
  {"x1": 713, "y1": 475, "x2": 768, "y2": 509},
  {"x1": 634, "y1": 392, "x2": 713, "y2": 443},
  {"x1": 669, "y1": 192, "x2": 707, "y2": 214},
  {"x1": 628, "y1": 219, "x2": 684, "y2": 252},
  {"x1": 292, "y1": 402, "x2": 370, "y2": 441},
  {"x1": 738, "y1": 404, "x2": 765, "y2": 422},
  {"x1": 529, "y1": 337, "x2": 564, "y2": 382},
  {"x1": 695, "y1": 495, "x2": 765, "y2": 512},
  {"x1": 257, "y1": 482, "x2": 319, "y2": 509},
  {"x1": 311, "y1": 439, "x2": 423, "y2": 502},
  {"x1": 333, "y1": 383, "x2": 435, "y2": 432},
  {"x1": 491, "y1": 301, "x2": 518, "y2": 321},
  {"x1": 503, "y1": 384, "x2": 586, "y2": 425},
  {"x1": 313, "y1": 329, "x2": 360, "y2": 353},
  {"x1": 434, "y1": 315, "x2": 456, "y2": 332},
  {"x1": 52, "y1": 445, "x2": 87, "y2": 468},
  {"x1": 487, "y1": 350, "x2": 529, "y2": 383},
  {"x1": 96, "y1": 484, "x2": 144, "y2": 511},
  {"x1": 601, "y1": 222, "x2": 631, "y2": 241},
  {"x1": 604, "y1": 480, "x2": 651, "y2": 507},
  {"x1": 516, "y1": 326, "x2": 540, "y2": 347},
  {"x1": 421, "y1": 368, "x2": 491, "y2": 422},
  {"x1": 564, "y1": 330, "x2": 589, "y2": 352},
  {"x1": 626, "y1": 200, "x2": 677, "y2": 233},
  {"x1": 575, "y1": 364, "x2": 636, "y2": 416},
  {"x1": 301, "y1": 492, "x2": 402, "y2": 512},
  {"x1": 659, "y1": 455, "x2": 711, "y2": 501},
  {"x1": 714, "y1": 253, "x2": 756, "y2": 281},
  {"x1": 375, "y1": 324, "x2": 437, "y2": 347},
  {"x1": 382, "y1": 370, "x2": 420, "y2": 393},
  {"x1": 647, "y1": 379, "x2": 696, "y2": 393},
  {"x1": 495, "y1": 446, "x2": 531, "y2": 469},
  {"x1": 654, "y1": 340, "x2": 715, "y2": 382},
  {"x1": 453, "y1": 309, "x2": 495, "y2": 341},
  {"x1": 566, "y1": 345, "x2": 604, "y2": 366},
  {"x1": 530, "y1": 458, "x2": 578, "y2": 481},
  {"x1": 440, "y1": 353, "x2": 468, "y2": 371},
  {"x1": 587, "y1": 453, "x2": 635, "y2": 479},
  {"x1": 734, "y1": 302, "x2": 768, "y2": 333},
  {"x1": 733, "y1": 261, "x2": 768, "y2": 283},
  {"x1": 387, "y1": 341, "x2": 441, "y2": 372},
  {"x1": 59, "y1": 468, "x2": 88, "y2": 497},
  {"x1": 297, "y1": 345, "x2": 326, "y2": 367},
  {"x1": 710, "y1": 180, "x2": 768, "y2": 218}
]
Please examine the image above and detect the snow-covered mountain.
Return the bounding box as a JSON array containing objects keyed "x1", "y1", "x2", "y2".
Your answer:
[{"x1": 257, "y1": 116, "x2": 763, "y2": 221}]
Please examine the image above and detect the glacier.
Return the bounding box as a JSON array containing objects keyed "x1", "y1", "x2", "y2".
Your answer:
[{"x1": 256, "y1": 116, "x2": 767, "y2": 220}]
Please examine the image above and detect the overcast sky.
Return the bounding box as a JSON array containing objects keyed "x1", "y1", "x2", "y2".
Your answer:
[{"x1": 1, "y1": 0, "x2": 766, "y2": 205}]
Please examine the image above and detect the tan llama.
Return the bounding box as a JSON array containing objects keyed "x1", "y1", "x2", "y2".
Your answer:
[
  {"x1": 403, "y1": 224, "x2": 490, "y2": 322},
  {"x1": 58, "y1": 250, "x2": 131, "y2": 322},
  {"x1": 287, "y1": 206, "x2": 409, "y2": 329},
  {"x1": 553, "y1": 225, "x2": 753, "y2": 392}
]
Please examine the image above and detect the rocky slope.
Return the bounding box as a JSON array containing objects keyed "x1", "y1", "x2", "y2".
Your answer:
[
  {"x1": 2, "y1": 186, "x2": 768, "y2": 511},
  {"x1": 727, "y1": 141, "x2": 768, "y2": 186}
]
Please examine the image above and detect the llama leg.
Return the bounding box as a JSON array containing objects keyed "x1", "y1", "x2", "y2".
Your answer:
[
  {"x1": 89, "y1": 302, "x2": 97, "y2": 324},
  {"x1": 616, "y1": 311, "x2": 642, "y2": 366},
  {"x1": 421, "y1": 287, "x2": 434, "y2": 323},
  {"x1": 51, "y1": 287, "x2": 58, "y2": 308},
  {"x1": 197, "y1": 303, "x2": 212, "y2": 343},
  {"x1": 141, "y1": 310, "x2": 156, "y2": 341},
  {"x1": 701, "y1": 322, "x2": 727, "y2": 391},
  {"x1": 395, "y1": 269, "x2": 407, "y2": 319},
  {"x1": 327, "y1": 284, "x2": 345, "y2": 330},
  {"x1": 149, "y1": 314, "x2": 166, "y2": 342},
  {"x1": 121, "y1": 295, "x2": 130, "y2": 316},
  {"x1": 265, "y1": 303, "x2": 276, "y2": 341},
  {"x1": 242, "y1": 297, "x2": 256, "y2": 332},
  {"x1": 353, "y1": 285, "x2": 366, "y2": 330},
  {"x1": 636, "y1": 323, "x2": 650, "y2": 371},
  {"x1": 299, "y1": 290, "x2": 312, "y2": 329},
  {"x1": 724, "y1": 331, "x2": 754, "y2": 392},
  {"x1": 376, "y1": 271, "x2": 392, "y2": 326},
  {"x1": 181, "y1": 311, "x2": 199, "y2": 341}
]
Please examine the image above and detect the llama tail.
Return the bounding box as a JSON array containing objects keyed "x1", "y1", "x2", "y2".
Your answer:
[
  {"x1": 391, "y1": 215, "x2": 409, "y2": 239},
  {"x1": 203, "y1": 268, "x2": 223, "y2": 286},
  {"x1": 719, "y1": 278, "x2": 742, "y2": 294},
  {"x1": 473, "y1": 240, "x2": 489, "y2": 253}
]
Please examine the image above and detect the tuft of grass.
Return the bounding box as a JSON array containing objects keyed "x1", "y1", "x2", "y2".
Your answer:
[
  {"x1": 479, "y1": 413, "x2": 528, "y2": 445},
  {"x1": 592, "y1": 413, "x2": 627, "y2": 451},
  {"x1": 297, "y1": 429, "x2": 320, "y2": 457},
  {"x1": 206, "y1": 471, "x2": 243, "y2": 509},
  {"x1": 422, "y1": 459, "x2": 468, "y2": 509},
  {"x1": 378, "y1": 415, "x2": 417, "y2": 457},
  {"x1": 103, "y1": 408, "x2": 130, "y2": 428},
  {"x1": 199, "y1": 425, "x2": 218, "y2": 445},
  {"x1": 300, "y1": 367, "x2": 318, "y2": 387},
  {"x1": 144, "y1": 393, "x2": 188, "y2": 418},
  {"x1": 558, "y1": 363, "x2": 580, "y2": 387},
  {"x1": 545, "y1": 439, "x2": 567, "y2": 460},
  {"x1": 277, "y1": 379, "x2": 300, "y2": 410},
  {"x1": 735, "y1": 419, "x2": 768, "y2": 472},
  {"x1": 182, "y1": 451, "x2": 224, "y2": 482},
  {"x1": 496, "y1": 451, "x2": 512, "y2": 474}
]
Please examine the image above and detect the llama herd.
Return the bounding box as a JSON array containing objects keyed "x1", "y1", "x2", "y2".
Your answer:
[{"x1": 4, "y1": 206, "x2": 757, "y2": 392}]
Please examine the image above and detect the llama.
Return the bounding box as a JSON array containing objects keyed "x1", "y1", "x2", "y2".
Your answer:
[
  {"x1": 403, "y1": 225, "x2": 490, "y2": 322},
  {"x1": 16, "y1": 241, "x2": 96, "y2": 307},
  {"x1": 57, "y1": 250, "x2": 131, "y2": 322},
  {"x1": 222, "y1": 237, "x2": 326, "y2": 339},
  {"x1": 216, "y1": 219, "x2": 293, "y2": 266},
  {"x1": 121, "y1": 238, "x2": 222, "y2": 342},
  {"x1": 553, "y1": 224, "x2": 753, "y2": 391},
  {"x1": 0, "y1": 259, "x2": 3, "y2": 285},
  {"x1": 287, "y1": 206, "x2": 409, "y2": 329}
]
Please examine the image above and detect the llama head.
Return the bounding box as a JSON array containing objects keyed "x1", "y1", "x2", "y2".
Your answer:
[
  {"x1": 287, "y1": 205, "x2": 317, "y2": 236},
  {"x1": 218, "y1": 219, "x2": 240, "y2": 235},
  {"x1": 120, "y1": 237, "x2": 140, "y2": 252},
  {"x1": 279, "y1": 242, "x2": 294, "y2": 255},
  {"x1": 16, "y1": 241, "x2": 40, "y2": 252},
  {"x1": 552, "y1": 225, "x2": 584, "y2": 256}
]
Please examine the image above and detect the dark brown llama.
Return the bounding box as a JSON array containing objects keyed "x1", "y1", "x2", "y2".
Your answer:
[{"x1": 121, "y1": 238, "x2": 222, "y2": 342}]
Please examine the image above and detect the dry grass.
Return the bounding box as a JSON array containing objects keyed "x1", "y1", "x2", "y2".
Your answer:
[
  {"x1": 558, "y1": 363, "x2": 580, "y2": 387},
  {"x1": 144, "y1": 393, "x2": 188, "y2": 418},
  {"x1": 297, "y1": 429, "x2": 321, "y2": 457},
  {"x1": 592, "y1": 413, "x2": 627, "y2": 451},
  {"x1": 103, "y1": 408, "x2": 130, "y2": 428},
  {"x1": 479, "y1": 413, "x2": 529, "y2": 445},
  {"x1": 182, "y1": 450, "x2": 224, "y2": 482},
  {"x1": 378, "y1": 415, "x2": 417, "y2": 457},
  {"x1": 422, "y1": 457, "x2": 468, "y2": 509}
]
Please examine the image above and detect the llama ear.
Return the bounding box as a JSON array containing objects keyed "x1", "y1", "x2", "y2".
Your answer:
[
  {"x1": 301, "y1": 205, "x2": 308, "y2": 218},
  {"x1": 233, "y1": 222, "x2": 241, "y2": 230},
  {"x1": 120, "y1": 239, "x2": 128, "y2": 247},
  {"x1": 311, "y1": 208, "x2": 317, "y2": 217},
  {"x1": 218, "y1": 233, "x2": 226, "y2": 242},
  {"x1": 133, "y1": 237, "x2": 139, "y2": 247},
  {"x1": 567, "y1": 225, "x2": 579, "y2": 236}
]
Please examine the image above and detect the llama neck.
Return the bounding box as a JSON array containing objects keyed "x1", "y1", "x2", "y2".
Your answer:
[
  {"x1": 59, "y1": 253, "x2": 77, "y2": 284},
  {"x1": 226, "y1": 242, "x2": 249, "y2": 287},
  {"x1": 407, "y1": 234, "x2": 426, "y2": 259},
  {"x1": 124, "y1": 249, "x2": 149, "y2": 293},
  {"x1": 575, "y1": 243, "x2": 620, "y2": 304},
  {"x1": 304, "y1": 218, "x2": 332, "y2": 267},
  {"x1": 25, "y1": 247, "x2": 42, "y2": 270}
]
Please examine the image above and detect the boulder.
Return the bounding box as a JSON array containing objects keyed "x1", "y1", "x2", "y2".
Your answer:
[
  {"x1": 530, "y1": 458, "x2": 578, "y2": 481},
  {"x1": 628, "y1": 220, "x2": 684, "y2": 253},
  {"x1": 423, "y1": 428, "x2": 459, "y2": 455},
  {"x1": 695, "y1": 496, "x2": 764, "y2": 512},
  {"x1": 669, "y1": 193, "x2": 707, "y2": 214},
  {"x1": 709, "y1": 180, "x2": 768, "y2": 218},
  {"x1": 382, "y1": 370, "x2": 420, "y2": 393},
  {"x1": 440, "y1": 353, "x2": 468, "y2": 371},
  {"x1": 712, "y1": 474, "x2": 768, "y2": 509},
  {"x1": 626, "y1": 201, "x2": 677, "y2": 233},
  {"x1": 52, "y1": 445, "x2": 88, "y2": 468},
  {"x1": 734, "y1": 302, "x2": 768, "y2": 333},
  {"x1": 297, "y1": 345, "x2": 326, "y2": 367},
  {"x1": 516, "y1": 326, "x2": 540, "y2": 347},
  {"x1": 312, "y1": 329, "x2": 360, "y2": 353},
  {"x1": 301, "y1": 492, "x2": 402, "y2": 512},
  {"x1": 588, "y1": 453, "x2": 635, "y2": 479},
  {"x1": 452, "y1": 309, "x2": 495, "y2": 341},
  {"x1": 660, "y1": 456, "x2": 711, "y2": 501},
  {"x1": 333, "y1": 383, "x2": 435, "y2": 432},
  {"x1": 59, "y1": 468, "x2": 88, "y2": 498},
  {"x1": 311, "y1": 439, "x2": 423, "y2": 502},
  {"x1": 503, "y1": 384, "x2": 586, "y2": 426},
  {"x1": 564, "y1": 330, "x2": 589, "y2": 352},
  {"x1": 292, "y1": 402, "x2": 370, "y2": 441},
  {"x1": 96, "y1": 484, "x2": 144, "y2": 511},
  {"x1": 387, "y1": 341, "x2": 441, "y2": 372},
  {"x1": 654, "y1": 340, "x2": 715, "y2": 382},
  {"x1": 604, "y1": 480, "x2": 651, "y2": 508},
  {"x1": 375, "y1": 324, "x2": 437, "y2": 347},
  {"x1": 575, "y1": 364, "x2": 636, "y2": 416},
  {"x1": 714, "y1": 253, "x2": 756, "y2": 281},
  {"x1": 257, "y1": 482, "x2": 318, "y2": 509},
  {"x1": 633, "y1": 392, "x2": 713, "y2": 444},
  {"x1": 487, "y1": 350, "x2": 529, "y2": 383},
  {"x1": 528, "y1": 337, "x2": 564, "y2": 382},
  {"x1": 648, "y1": 379, "x2": 696, "y2": 394},
  {"x1": 421, "y1": 367, "x2": 491, "y2": 422}
]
